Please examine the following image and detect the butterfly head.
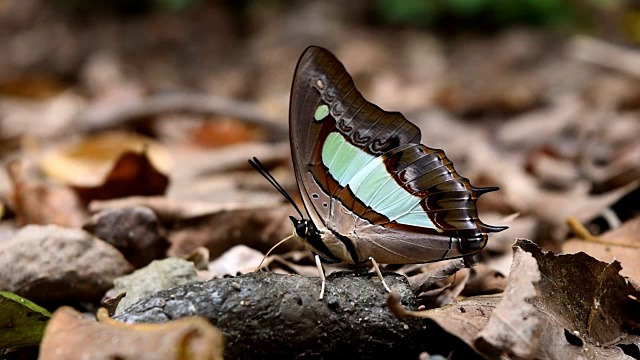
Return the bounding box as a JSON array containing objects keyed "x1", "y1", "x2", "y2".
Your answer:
[
  {"x1": 289, "y1": 216, "x2": 317, "y2": 241},
  {"x1": 288, "y1": 216, "x2": 341, "y2": 263}
]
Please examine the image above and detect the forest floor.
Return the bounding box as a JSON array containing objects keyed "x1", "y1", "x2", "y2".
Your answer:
[{"x1": 1, "y1": 1, "x2": 639, "y2": 359}]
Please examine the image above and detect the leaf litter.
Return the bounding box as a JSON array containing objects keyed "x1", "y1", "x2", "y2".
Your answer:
[{"x1": 0, "y1": 2, "x2": 639, "y2": 358}]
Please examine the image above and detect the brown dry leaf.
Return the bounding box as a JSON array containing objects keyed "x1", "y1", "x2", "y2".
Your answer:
[
  {"x1": 0, "y1": 225, "x2": 132, "y2": 304},
  {"x1": 40, "y1": 307, "x2": 224, "y2": 360},
  {"x1": 407, "y1": 259, "x2": 465, "y2": 295},
  {"x1": 6, "y1": 160, "x2": 86, "y2": 227},
  {"x1": 467, "y1": 139, "x2": 639, "y2": 234},
  {"x1": 528, "y1": 150, "x2": 580, "y2": 189},
  {"x1": 0, "y1": 73, "x2": 67, "y2": 99},
  {"x1": 89, "y1": 194, "x2": 283, "y2": 223},
  {"x1": 208, "y1": 245, "x2": 265, "y2": 277},
  {"x1": 474, "y1": 245, "x2": 541, "y2": 358},
  {"x1": 563, "y1": 217, "x2": 640, "y2": 283},
  {"x1": 496, "y1": 94, "x2": 582, "y2": 150},
  {"x1": 72, "y1": 151, "x2": 169, "y2": 203},
  {"x1": 520, "y1": 239, "x2": 640, "y2": 351},
  {"x1": 167, "y1": 204, "x2": 302, "y2": 259},
  {"x1": 388, "y1": 292, "x2": 501, "y2": 351},
  {"x1": 0, "y1": 92, "x2": 86, "y2": 139},
  {"x1": 188, "y1": 117, "x2": 260, "y2": 148},
  {"x1": 391, "y1": 240, "x2": 640, "y2": 358},
  {"x1": 41, "y1": 131, "x2": 171, "y2": 202},
  {"x1": 460, "y1": 264, "x2": 508, "y2": 297}
]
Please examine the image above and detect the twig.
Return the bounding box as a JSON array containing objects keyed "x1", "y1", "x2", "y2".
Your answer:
[
  {"x1": 570, "y1": 36, "x2": 640, "y2": 78},
  {"x1": 73, "y1": 93, "x2": 288, "y2": 140},
  {"x1": 566, "y1": 216, "x2": 640, "y2": 249}
]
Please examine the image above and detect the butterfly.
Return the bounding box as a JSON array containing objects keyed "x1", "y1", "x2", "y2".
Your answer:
[{"x1": 251, "y1": 46, "x2": 506, "y2": 299}]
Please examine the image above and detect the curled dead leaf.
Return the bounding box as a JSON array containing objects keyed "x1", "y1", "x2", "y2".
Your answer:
[
  {"x1": 474, "y1": 246, "x2": 541, "y2": 358},
  {"x1": 387, "y1": 291, "x2": 501, "y2": 354},
  {"x1": 40, "y1": 307, "x2": 224, "y2": 360},
  {"x1": 41, "y1": 132, "x2": 171, "y2": 203},
  {"x1": 518, "y1": 239, "x2": 640, "y2": 347},
  {"x1": 41, "y1": 131, "x2": 171, "y2": 187}
]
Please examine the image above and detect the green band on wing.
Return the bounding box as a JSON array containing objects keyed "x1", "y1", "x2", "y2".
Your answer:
[
  {"x1": 314, "y1": 104, "x2": 330, "y2": 122},
  {"x1": 321, "y1": 132, "x2": 436, "y2": 229}
]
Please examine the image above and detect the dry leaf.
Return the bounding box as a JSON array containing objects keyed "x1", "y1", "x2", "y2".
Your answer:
[
  {"x1": 467, "y1": 139, "x2": 639, "y2": 234},
  {"x1": 40, "y1": 307, "x2": 224, "y2": 360},
  {"x1": 208, "y1": 245, "x2": 265, "y2": 277},
  {"x1": 520, "y1": 239, "x2": 640, "y2": 347},
  {"x1": 89, "y1": 196, "x2": 281, "y2": 223},
  {"x1": 41, "y1": 131, "x2": 171, "y2": 187},
  {"x1": 188, "y1": 117, "x2": 259, "y2": 148},
  {"x1": 460, "y1": 264, "x2": 508, "y2": 296},
  {"x1": 72, "y1": 151, "x2": 169, "y2": 203},
  {"x1": 388, "y1": 292, "x2": 500, "y2": 352},
  {"x1": 7, "y1": 160, "x2": 86, "y2": 227},
  {"x1": 40, "y1": 132, "x2": 171, "y2": 203},
  {"x1": 563, "y1": 217, "x2": 640, "y2": 283},
  {"x1": 167, "y1": 204, "x2": 302, "y2": 259},
  {"x1": 407, "y1": 259, "x2": 465, "y2": 295},
  {"x1": 474, "y1": 246, "x2": 541, "y2": 358}
]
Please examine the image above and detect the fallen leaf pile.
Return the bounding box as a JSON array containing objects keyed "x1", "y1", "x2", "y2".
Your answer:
[{"x1": 0, "y1": 1, "x2": 639, "y2": 359}]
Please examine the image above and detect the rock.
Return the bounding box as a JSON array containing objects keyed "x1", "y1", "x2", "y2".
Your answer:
[
  {"x1": 113, "y1": 258, "x2": 198, "y2": 314},
  {"x1": 0, "y1": 225, "x2": 133, "y2": 304},
  {"x1": 83, "y1": 206, "x2": 169, "y2": 268}
]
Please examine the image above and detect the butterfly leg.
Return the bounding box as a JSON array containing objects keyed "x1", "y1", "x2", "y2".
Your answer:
[
  {"x1": 369, "y1": 257, "x2": 391, "y2": 293},
  {"x1": 315, "y1": 254, "x2": 326, "y2": 300}
]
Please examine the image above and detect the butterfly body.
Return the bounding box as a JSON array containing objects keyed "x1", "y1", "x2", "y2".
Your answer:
[{"x1": 288, "y1": 46, "x2": 505, "y2": 271}]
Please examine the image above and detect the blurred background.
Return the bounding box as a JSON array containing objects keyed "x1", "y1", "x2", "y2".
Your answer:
[{"x1": 1, "y1": 0, "x2": 640, "y2": 276}]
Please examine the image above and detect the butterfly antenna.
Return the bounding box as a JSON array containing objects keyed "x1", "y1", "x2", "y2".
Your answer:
[
  {"x1": 249, "y1": 157, "x2": 304, "y2": 218},
  {"x1": 254, "y1": 234, "x2": 295, "y2": 271}
]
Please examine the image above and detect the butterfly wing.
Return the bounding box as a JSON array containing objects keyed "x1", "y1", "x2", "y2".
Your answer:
[
  {"x1": 290, "y1": 46, "x2": 420, "y2": 225},
  {"x1": 289, "y1": 46, "x2": 505, "y2": 263}
]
